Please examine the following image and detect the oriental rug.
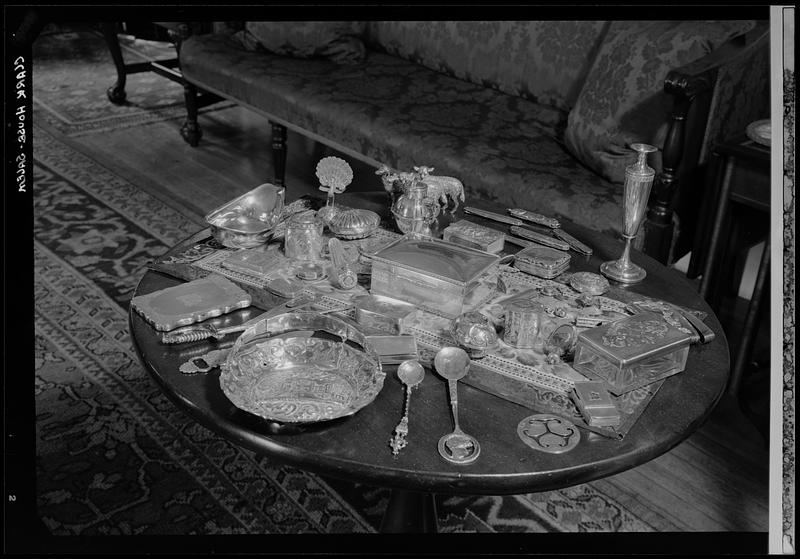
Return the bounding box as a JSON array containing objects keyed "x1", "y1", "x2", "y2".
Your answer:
[{"x1": 32, "y1": 121, "x2": 662, "y2": 535}]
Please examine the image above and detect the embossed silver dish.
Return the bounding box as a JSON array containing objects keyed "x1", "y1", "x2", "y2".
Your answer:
[
  {"x1": 205, "y1": 183, "x2": 285, "y2": 248},
  {"x1": 220, "y1": 311, "x2": 385, "y2": 424},
  {"x1": 328, "y1": 208, "x2": 381, "y2": 240}
]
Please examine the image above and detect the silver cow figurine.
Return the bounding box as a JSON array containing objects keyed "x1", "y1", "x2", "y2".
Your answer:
[{"x1": 376, "y1": 164, "x2": 465, "y2": 215}]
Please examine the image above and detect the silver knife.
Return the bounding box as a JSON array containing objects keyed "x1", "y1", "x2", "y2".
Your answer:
[
  {"x1": 552, "y1": 228, "x2": 593, "y2": 256},
  {"x1": 509, "y1": 225, "x2": 570, "y2": 251},
  {"x1": 464, "y1": 207, "x2": 523, "y2": 226},
  {"x1": 508, "y1": 208, "x2": 560, "y2": 229}
]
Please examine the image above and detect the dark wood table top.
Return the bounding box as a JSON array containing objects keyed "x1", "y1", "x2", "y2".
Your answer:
[{"x1": 129, "y1": 194, "x2": 729, "y2": 495}]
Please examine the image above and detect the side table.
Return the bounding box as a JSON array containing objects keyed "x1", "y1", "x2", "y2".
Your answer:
[{"x1": 691, "y1": 133, "x2": 770, "y2": 396}]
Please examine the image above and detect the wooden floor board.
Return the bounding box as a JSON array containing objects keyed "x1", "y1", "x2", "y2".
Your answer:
[{"x1": 69, "y1": 102, "x2": 770, "y2": 533}]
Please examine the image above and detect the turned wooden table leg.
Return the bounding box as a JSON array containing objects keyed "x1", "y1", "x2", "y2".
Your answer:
[
  {"x1": 728, "y1": 239, "x2": 770, "y2": 397},
  {"x1": 379, "y1": 489, "x2": 438, "y2": 533},
  {"x1": 102, "y1": 21, "x2": 127, "y2": 104},
  {"x1": 167, "y1": 23, "x2": 202, "y2": 147},
  {"x1": 271, "y1": 122, "x2": 288, "y2": 187}
]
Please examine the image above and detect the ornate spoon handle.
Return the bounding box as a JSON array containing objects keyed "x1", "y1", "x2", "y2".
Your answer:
[{"x1": 389, "y1": 387, "x2": 413, "y2": 455}]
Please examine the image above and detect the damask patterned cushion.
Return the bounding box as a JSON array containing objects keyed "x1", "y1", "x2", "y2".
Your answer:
[
  {"x1": 364, "y1": 21, "x2": 609, "y2": 112},
  {"x1": 181, "y1": 33, "x2": 625, "y2": 235},
  {"x1": 564, "y1": 20, "x2": 756, "y2": 184},
  {"x1": 230, "y1": 21, "x2": 367, "y2": 65}
]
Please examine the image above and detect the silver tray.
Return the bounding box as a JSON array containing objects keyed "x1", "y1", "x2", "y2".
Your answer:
[
  {"x1": 205, "y1": 183, "x2": 285, "y2": 248},
  {"x1": 220, "y1": 311, "x2": 385, "y2": 424}
]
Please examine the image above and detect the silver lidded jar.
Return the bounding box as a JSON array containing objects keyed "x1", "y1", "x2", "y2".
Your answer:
[{"x1": 284, "y1": 211, "x2": 324, "y2": 261}]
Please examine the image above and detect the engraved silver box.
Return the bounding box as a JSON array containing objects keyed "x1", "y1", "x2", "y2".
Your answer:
[
  {"x1": 572, "y1": 311, "x2": 693, "y2": 394},
  {"x1": 369, "y1": 237, "x2": 500, "y2": 319}
]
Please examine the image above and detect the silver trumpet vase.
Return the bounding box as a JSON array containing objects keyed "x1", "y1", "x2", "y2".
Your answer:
[{"x1": 600, "y1": 143, "x2": 658, "y2": 284}]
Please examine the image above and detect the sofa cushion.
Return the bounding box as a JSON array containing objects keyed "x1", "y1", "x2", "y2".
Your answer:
[
  {"x1": 364, "y1": 21, "x2": 609, "y2": 112},
  {"x1": 181, "y1": 33, "x2": 625, "y2": 236},
  {"x1": 564, "y1": 20, "x2": 756, "y2": 184},
  {"x1": 230, "y1": 21, "x2": 367, "y2": 65}
]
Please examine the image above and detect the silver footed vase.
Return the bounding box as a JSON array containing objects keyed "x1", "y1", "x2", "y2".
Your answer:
[{"x1": 600, "y1": 143, "x2": 658, "y2": 284}]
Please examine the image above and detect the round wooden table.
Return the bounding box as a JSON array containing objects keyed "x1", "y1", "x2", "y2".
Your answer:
[{"x1": 129, "y1": 205, "x2": 729, "y2": 533}]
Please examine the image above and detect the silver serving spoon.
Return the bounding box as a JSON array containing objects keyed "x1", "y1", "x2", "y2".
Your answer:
[
  {"x1": 434, "y1": 347, "x2": 481, "y2": 465},
  {"x1": 389, "y1": 360, "x2": 425, "y2": 456}
]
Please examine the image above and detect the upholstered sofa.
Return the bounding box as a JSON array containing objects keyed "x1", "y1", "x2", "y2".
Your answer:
[{"x1": 173, "y1": 20, "x2": 769, "y2": 263}]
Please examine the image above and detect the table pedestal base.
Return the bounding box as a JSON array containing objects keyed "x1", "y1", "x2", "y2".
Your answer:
[{"x1": 379, "y1": 489, "x2": 438, "y2": 533}]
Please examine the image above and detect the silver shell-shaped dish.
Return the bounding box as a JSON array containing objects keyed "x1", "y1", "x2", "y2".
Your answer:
[
  {"x1": 328, "y1": 208, "x2": 381, "y2": 239},
  {"x1": 220, "y1": 311, "x2": 385, "y2": 424},
  {"x1": 205, "y1": 183, "x2": 285, "y2": 248}
]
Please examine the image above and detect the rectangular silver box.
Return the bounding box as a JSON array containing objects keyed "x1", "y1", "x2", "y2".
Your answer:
[
  {"x1": 369, "y1": 237, "x2": 499, "y2": 318},
  {"x1": 352, "y1": 294, "x2": 419, "y2": 335},
  {"x1": 442, "y1": 219, "x2": 505, "y2": 253}
]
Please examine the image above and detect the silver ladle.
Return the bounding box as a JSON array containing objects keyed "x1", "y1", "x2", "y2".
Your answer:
[
  {"x1": 434, "y1": 347, "x2": 481, "y2": 465},
  {"x1": 389, "y1": 360, "x2": 425, "y2": 455}
]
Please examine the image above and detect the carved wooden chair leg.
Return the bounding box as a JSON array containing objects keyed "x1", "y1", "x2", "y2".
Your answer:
[
  {"x1": 180, "y1": 81, "x2": 202, "y2": 147},
  {"x1": 167, "y1": 23, "x2": 202, "y2": 147},
  {"x1": 102, "y1": 22, "x2": 127, "y2": 104},
  {"x1": 271, "y1": 122, "x2": 288, "y2": 186}
]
